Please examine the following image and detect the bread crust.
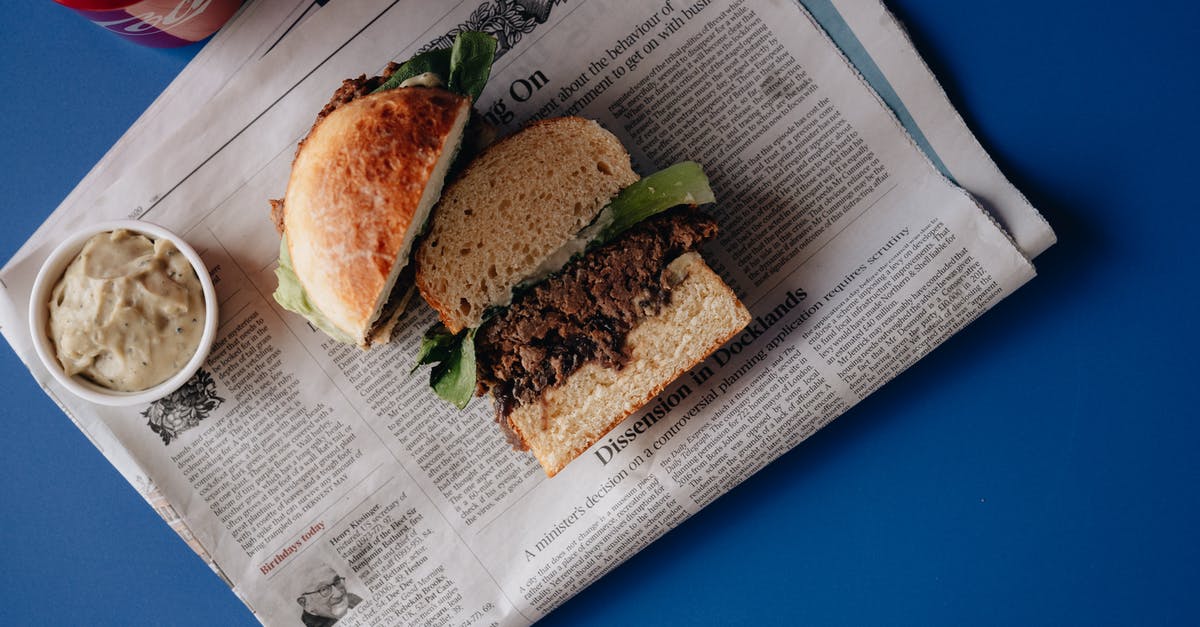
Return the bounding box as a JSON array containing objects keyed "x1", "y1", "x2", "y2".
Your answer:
[
  {"x1": 504, "y1": 254, "x2": 751, "y2": 476},
  {"x1": 284, "y1": 88, "x2": 469, "y2": 345}
]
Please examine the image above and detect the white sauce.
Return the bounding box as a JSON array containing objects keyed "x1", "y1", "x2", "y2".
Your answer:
[
  {"x1": 516, "y1": 207, "x2": 616, "y2": 294},
  {"x1": 664, "y1": 252, "x2": 697, "y2": 286},
  {"x1": 521, "y1": 236, "x2": 590, "y2": 289},
  {"x1": 48, "y1": 230, "x2": 206, "y2": 392},
  {"x1": 398, "y1": 72, "x2": 445, "y2": 89}
]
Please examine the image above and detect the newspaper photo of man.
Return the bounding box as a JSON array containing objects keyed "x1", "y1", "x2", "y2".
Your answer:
[{"x1": 296, "y1": 565, "x2": 362, "y2": 627}]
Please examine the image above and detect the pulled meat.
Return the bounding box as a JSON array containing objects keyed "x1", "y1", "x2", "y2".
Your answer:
[
  {"x1": 476, "y1": 209, "x2": 718, "y2": 417},
  {"x1": 314, "y1": 62, "x2": 401, "y2": 125}
]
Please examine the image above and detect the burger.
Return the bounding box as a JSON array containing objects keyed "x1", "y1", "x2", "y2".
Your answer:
[{"x1": 271, "y1": 32, "x2": 496, "y2": 348}]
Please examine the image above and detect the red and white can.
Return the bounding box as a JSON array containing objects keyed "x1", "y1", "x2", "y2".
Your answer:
[{"x1": 54, "y1": 0, "x2": 244, "y2": 48}]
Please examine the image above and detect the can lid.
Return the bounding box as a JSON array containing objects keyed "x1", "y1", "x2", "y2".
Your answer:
[{"x1": 53, "y1": 0, "x2": 137, "y2": 11}]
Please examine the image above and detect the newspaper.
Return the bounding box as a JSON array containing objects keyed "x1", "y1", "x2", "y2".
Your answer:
[{"x1": 0, "y1": 0, "x2": 1049, "y2": 624}]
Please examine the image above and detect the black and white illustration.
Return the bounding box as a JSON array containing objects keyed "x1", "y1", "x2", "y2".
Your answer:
[
  {"x1": 418, "y1": 0, "x2": 566, "y2": 58},
  {"x1": 142, "y1": 368, "x2": 224, "y2": 445}
]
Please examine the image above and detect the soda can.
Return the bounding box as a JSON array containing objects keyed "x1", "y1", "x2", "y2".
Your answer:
[{"x1": 53, "y1": 0, "x2": 244, "y2": 48}]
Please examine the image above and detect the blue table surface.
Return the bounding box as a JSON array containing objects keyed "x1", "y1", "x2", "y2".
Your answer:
[{"x1": 3, "y1": 1, "x2": 1199, "y2": 625}]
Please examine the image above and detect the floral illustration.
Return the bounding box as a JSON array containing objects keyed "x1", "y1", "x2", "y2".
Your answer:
[
  {"x1": 143, "y1": 369, "x2": 225, "y2": 445},
  {"x1": 418, "y1": 0, "x2": 564, "y2": 58}
]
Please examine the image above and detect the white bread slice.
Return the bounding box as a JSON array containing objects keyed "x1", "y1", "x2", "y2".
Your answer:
[
  {"x1": 284, "y1": 88, "x2": 470, "y2": 347},
  {"x1": 505, "y1": 252, "x2": 751, "y2": 476},
  {"x1": 415, "y1": 117, "x2": 639, "y2": 333}
]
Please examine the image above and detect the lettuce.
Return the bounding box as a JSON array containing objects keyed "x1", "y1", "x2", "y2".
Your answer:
[
  {"x1": 413, "y1": 324, "x2": 477, "y2": 409},
  {"x1": 448, "y1": 32, "x2": 498, "y2": 102},
  {"x1": 273, "y1": 236, "x2": 357, "y2": 345},
  {"x1": 371, "y1": 32, "x2": 496, "y2": 102},
  {"x1": 597, "y1": 161, "x2": 715, "y2": 243}
]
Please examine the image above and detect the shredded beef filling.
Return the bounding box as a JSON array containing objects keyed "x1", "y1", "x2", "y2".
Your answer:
[
  {"x1": 476, "y1": 209, "x2": 718, "y2": 419},
  {"x1": 314, "y1": 62, "x2": 401, "y2": 126}
]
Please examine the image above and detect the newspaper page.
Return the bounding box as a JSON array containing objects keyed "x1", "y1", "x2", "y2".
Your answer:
[{"x1": 0, "y1": 0, "x2": 1044, "y2": 624}]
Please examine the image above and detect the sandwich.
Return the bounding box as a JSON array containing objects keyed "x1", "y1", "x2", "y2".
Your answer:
[
  {"x1": 413, "y1": 117, "x2": 751, "y2": 476},
  {"x1": 271, "y1": 32, "x2": 497, "y2": 348}
]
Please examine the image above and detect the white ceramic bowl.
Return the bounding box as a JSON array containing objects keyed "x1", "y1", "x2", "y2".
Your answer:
[{"x1": 28, "y1": 220, "x2": 219, "y2": 406}]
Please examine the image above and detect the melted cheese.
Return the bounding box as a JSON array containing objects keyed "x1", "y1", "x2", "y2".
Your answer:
[{"x1": 398, "y1": 72, "x2": 445, "y2": 89}]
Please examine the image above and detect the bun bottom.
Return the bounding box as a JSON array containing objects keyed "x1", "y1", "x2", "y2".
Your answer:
[{"x1": 505, "y1": 253, "x2": 751, "y2": 476}]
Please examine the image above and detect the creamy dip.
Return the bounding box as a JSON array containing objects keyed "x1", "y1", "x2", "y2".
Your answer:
[{"x1": 48, "y1": 230, "x2": 206, "y2": 392}]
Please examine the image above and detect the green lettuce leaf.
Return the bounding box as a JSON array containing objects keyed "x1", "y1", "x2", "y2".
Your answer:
[
  {"x1": 597, "y1": 161, "x2": 716, "y2": 243},
  {"x1": 371, "y1": 32, "x2": 496, "y2": 102},
  {"x1": 414, "y1": 324, "x2": 477, "y2": 409},
  {"x1": 273, "y1": 236, "x2": 356, "y2": 345},
  {"x1": 447, "y1": 32, "x2": 497, "y2": 102},
  {"x1": 412, "y1": 323, "x2": 457, "y2": 373}
]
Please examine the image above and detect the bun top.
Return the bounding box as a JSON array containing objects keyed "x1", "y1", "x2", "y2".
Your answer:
[
  {"x1": 415, "y1": 117, "x2": 639, "y2": 332},
  {"x1": 284, "y1": 87, "x2": 470, "y2": 345}
]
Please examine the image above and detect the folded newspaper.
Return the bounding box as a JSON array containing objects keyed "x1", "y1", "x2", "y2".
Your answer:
[{"x1": 0, "y1": 0, "x2": 1054, "y2": 624}]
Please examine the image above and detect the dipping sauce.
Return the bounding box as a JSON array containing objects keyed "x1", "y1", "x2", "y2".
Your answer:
[{"x1": 47, "y1": 229, "x2": 206, "y2": 391}]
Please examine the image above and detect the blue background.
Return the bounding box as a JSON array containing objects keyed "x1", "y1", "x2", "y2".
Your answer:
[{"x1": 3, "y1": 1, "x2": 1199, "y2": 625}]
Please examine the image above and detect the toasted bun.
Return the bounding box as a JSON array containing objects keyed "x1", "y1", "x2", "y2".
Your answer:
[
  {"x1": 284, "y1": 88, "x2": 470, "y2": 347},
  {"x1": 505, "y1": 253, "x2": 751, "y2": 476},
  {"x1": 415, "y1": 117, "x2": 639, "y2": 333}
]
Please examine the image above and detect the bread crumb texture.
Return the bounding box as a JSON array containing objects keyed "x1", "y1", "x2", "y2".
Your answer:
[{"x1": 416, "y1": 117, "x2": 639, "y2": 332}]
